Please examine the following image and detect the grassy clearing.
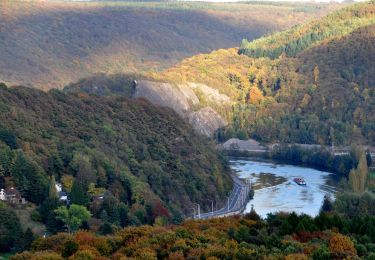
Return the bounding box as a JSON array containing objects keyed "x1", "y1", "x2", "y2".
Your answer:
[{"x1": 11, "y1": 203, "x2": 46, "y2": 236}]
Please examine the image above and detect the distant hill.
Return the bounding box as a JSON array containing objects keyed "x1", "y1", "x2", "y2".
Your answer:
[
  {"x1": 145, "y1": 1, "x2": 375, "y2": 146},
  {"x1": 0, "y1": 0, "x2": 336, "y2": 89},
  {"x1": 239, "y1": 0, "x2": 375, "y2": 58}
]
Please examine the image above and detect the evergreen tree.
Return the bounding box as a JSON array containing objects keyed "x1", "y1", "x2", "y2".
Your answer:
[
  {"x1": 0, "y1": 164, "x2": 4, "y2": 187},
  {"x1": 0, "y1": 146, "x2": 14, "y2": 176},
  {"x1": 246, "y1": 205, "x2": 261, "y2": 221},
  {"x1": 0, "y1": 128, "x2": 17, "y2": 149},
  {"x1": 10, "y1": 152, "x2": 49, "y2": 203},
  {"x1": 0, "y1": 206, "x2": 23, "y2": 252},
  {"x1": 39, "y1": 197, "x2": 63, "y2": 234},
  {"x1": 49, "y1": 175, "x2": 58, "y2": 199},
  {"x1": 118, "y1": 203, "x2": 129, "y2": 228},
  {"x1": 101, "y1": 193, "x2": 120, "y2": 224},
  {"x1": 47, "y1": 155, "x2": 64, "y2": 178},
  {"x1": 321, "y1": 195, "x2": 333, "y2": 213},
  {"x1": 70, "y1": 179, "x2": 90, "y2": 206},
  {"x1": 21, "y1": 228, "x2": 34, "y2": 250},
  {"x1": 99, "y1": 222, "x2": 113, "y2": 235}
]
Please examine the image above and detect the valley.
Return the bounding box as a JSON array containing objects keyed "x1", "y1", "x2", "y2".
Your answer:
[
  {"x1": 0, "y1": 1, "x2": 374, "y2": 259},
  {"x1": 0, "y1": 0, "x2": 337, "y2": 89}
]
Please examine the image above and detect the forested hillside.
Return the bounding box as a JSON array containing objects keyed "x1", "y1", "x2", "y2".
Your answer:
[
  {"x1": 151, "y1": 1, "x2": 375, "y2": 146},
  {"x1": 8, "y1": 148, "x2": 375, "y2": 259},
  {"x1": 0, "y1": 0, "x2": 336, "y2": 89},
  {"x1": 239, "y1": 1, "x2": 375, "y2": 59},
  {"x1": 0, "y1": 83, "x2": 232, "y2": 233}
]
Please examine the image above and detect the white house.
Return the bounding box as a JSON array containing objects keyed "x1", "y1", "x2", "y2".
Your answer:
[
  {"x1": 55, "y1": 183, "x2": 62, "y2": 193},
  {"x1": 56, "y1": 182, "x2": 68, "y2": 202},
  {"x1": 0, "y1": 188, "x2": 5, "y2": 200},
  {"x1": 0, "y1": 187, "x2": 26, "y2": 204}
]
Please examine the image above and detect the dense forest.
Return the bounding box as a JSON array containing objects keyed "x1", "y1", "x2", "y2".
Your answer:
[
  {"x1": 0, "y1": 83, "x2": 232, "y2": 251},
  {"x1": 5, "y1": 143, "x2": 375, "y2": 259},
  {"x1": 8, "y1": 194, "x2": 375, "y2": 259},
  {"x1": 150, "y1": 1, "x2": 375, "y2": 146},
  {"x1": 238, "y1": 1, "x2": 375, "y2": 59}
]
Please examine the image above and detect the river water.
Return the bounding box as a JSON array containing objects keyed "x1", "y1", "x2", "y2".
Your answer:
[{"x1": 230, "y1": 158, "x2": 337, "y2": 218}]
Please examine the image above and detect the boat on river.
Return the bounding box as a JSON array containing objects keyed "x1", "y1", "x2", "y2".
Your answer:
[{"x1": 294, "y1": 177, "x2": 306, "y2": 186}]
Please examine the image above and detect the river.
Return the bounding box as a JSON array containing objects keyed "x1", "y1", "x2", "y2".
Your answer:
[{"x1": 230, "y1": 158, "x2": 337, "y2": 218}]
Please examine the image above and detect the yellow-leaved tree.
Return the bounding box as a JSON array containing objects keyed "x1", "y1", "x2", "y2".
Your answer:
[{"x1": 349, "y1": 148, "x2": 368, "y2": 193}]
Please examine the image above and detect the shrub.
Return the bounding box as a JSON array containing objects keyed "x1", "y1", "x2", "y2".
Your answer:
[
  {"x1": 11, "y1": 251, "x2": 63, "y2": 260},
  {"x1": 311, "y1": 246, "x2": 330, "y2": 260},
  {"x1": 285, "y1": 253, "x2": 308, "y2": 260},
  {"x1": 62, "y1": 240, "x2": 79, "y2": 258},
  {"x1": 329, "y1": 233, "x2": 357, "y2": 257},
  {"x1": 31, "y1": 209, "x2": 42, "y2": 222}
]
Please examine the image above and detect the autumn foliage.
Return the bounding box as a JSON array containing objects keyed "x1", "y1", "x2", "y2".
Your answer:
[{"x1": 11, "y1": 211, "x2": 373, "y2": 260}]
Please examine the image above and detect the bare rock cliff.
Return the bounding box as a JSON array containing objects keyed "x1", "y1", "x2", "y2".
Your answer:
[{"x1": 134, "y1": 80, "x2": 229, "y2": 136}]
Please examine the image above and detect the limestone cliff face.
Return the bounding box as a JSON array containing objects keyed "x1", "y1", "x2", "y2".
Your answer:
[
  {"x1": 134, "y1": 80, "x2": 228, "y2": 136},
  {"x1": 188, "y1": 107, "x2": 227, "y2": 137}
]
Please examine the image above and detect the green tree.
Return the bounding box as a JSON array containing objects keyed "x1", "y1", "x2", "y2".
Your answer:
[
  {"x1": 0, "y1": 128, "x2": 17, "y2": 149},
  {"x1": 54, "y1": 204, "x2": 91, "y2": 233},
  {"x1": 10, "y1": 152, "x2": 49, "y2": 203},
  {"x1": 321, "y1": 195, "x2": 333, "y2": 213},
  {"x1": 49, "y1": 175, "x2": 58, "y2": 199},
  {"x1": 70, "y1": 179, "x2": 90, "y2": 206},
  {"x1": 0, "y1": 146, "x2": 13, "y2": 176},
  {"x1": 39, "y1": 197, "x2": 63, "y2": 233},
  {"x1": 62, "y1": 240, "x2": 79, "y2": 258},
  {"x1": 0, "y1": 205, "x2": 23, "y2": 252},
  {"x1": 20, "y1": 228, "x2": 34, "y2": 251},
  {"x1": 47, "y1": 155, "x2": 64, "y2": 178},
  {"x1": 101, "y1": 193, "x2": 120, "y2": 224},
  {"x1": 118, "y1": 202, "x2": 129, "y2": 228}
]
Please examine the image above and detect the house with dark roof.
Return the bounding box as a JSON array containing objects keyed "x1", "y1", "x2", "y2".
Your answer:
[{"x1": 0, "y1": 187, "x2": 26, "y2": 204}]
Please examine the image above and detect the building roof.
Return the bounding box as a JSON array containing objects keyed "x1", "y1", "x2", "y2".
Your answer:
[{"x1": 4, "y1": 187, "x2": 21, "y2": 198}]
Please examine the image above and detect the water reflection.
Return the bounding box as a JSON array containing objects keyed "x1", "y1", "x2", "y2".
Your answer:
[{"x1": 230, "y1": 158, "x2": 337, "y2": 218}]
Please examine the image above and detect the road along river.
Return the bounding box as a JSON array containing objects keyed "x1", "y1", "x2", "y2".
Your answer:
[{"x1": 230, "y1": 158, "x2": 338, "y2": 218}]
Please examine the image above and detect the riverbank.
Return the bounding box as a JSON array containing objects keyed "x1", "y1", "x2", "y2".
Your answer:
[{"x1": 221, "y1": 144, "x2": 355, "y2": 181}]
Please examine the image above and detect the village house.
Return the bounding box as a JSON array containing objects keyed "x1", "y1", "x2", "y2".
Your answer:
[
  {"x1": 55, "y1": 182, "x2": 69, "y2": 203},
  {"x1": 0, "y1": 187, "x2": 26, "y2": 204}
]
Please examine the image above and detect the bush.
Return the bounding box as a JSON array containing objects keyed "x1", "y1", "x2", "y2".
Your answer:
[
  {"x1": 62, "y1": 240, "x2": 79, "y2": 258},
  {"x1": 10, "y1": 251, "x2": 63, "y2": 260},
  {"x1": 31, "y1": 209, "x2": 42, "y2": 222},
  {"x1": 329, "y1": 233, "x2": 357, "y2": 257},
  {"x1": 312, "y1": 246, "x2": 331, "y2": 260}
]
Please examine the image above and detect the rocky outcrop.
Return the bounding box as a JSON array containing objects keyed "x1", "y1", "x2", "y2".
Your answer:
[
  {"x1": 188, "y1": 107, "x2": 227, "y2": 137},
  {"x1": 134, "y1": 80, "x2": 229, "y2": 136},
  {"x1": 134, "y1": 80, "x2": 193, "y2": 116},
  {"x1": 186, "y1": 82, "x2": 231, "y2": 104}
]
